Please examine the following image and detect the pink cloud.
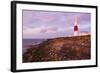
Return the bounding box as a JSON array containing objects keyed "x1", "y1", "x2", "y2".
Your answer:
[
  {"x1": 40, "y1": 27, "x2": 58, "y2": 33},
  {"x1": 40, "y1": 29, "x2": 47, "y2": 33}
]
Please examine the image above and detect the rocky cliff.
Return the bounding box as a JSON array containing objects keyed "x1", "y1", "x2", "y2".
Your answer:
[{"x1": 23, "y1": 35, "x2": 91, "y2": 63}]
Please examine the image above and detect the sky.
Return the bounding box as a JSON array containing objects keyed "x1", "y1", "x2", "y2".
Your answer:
[{"x1": 22, "y1": 10, "x2": 91, "y2": 39}]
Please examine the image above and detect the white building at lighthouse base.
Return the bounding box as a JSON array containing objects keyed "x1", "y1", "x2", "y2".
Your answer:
[
  {"x1": 74, "y1": 32, "x2": 90, "y2": 36},
  {"x1": 74, "y1": 31, "x2": 78, "y2": 36}
]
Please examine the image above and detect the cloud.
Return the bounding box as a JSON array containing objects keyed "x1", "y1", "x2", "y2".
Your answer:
[
  {"x1": 23, "y1": 25, "x2": 69, "y2": 39},
  {"x1": 23, "y1": 26, "x2": 44, "y2": 35},
  {"x1": 40, "y1": 27, "x2": 59, "y2": 33},
  {"x1": 23, "y1": 10, "x2": 91, "y2": 39},
  {"x1": 23, "y1": 26, "x2": 60, "y2": 38}
]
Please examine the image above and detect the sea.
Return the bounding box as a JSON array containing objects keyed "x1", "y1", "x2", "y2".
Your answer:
[{"x1": 22, "y1": 39, "x2": 46, "y2": 53}]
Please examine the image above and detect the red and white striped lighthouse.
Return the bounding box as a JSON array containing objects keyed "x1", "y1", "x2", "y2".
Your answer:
[{"x1": 74, "y1": 17, "x2": 78, "y2": 36}]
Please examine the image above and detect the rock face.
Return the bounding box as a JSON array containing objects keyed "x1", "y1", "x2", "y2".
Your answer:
[{"x1": 23, "y1": 35, "x2": 91, "y2": 63}]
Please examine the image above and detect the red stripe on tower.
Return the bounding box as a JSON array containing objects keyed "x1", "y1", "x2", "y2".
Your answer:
[
  {"x1": 74, "y1": 26, "x2": 78, "y2": 31},
  {"x1": 74, "y1": 16, "x2": 78, "y2": 36}
]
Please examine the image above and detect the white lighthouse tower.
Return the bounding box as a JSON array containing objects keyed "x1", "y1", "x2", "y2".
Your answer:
[{"x1": 74, "y1": 17, "x2": 78, "y2": 36}]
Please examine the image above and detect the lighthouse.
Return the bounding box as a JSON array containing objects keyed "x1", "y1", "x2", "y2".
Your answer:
[{"x1": 74, "y1": 17, "x2": 78, "y2": 36}]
